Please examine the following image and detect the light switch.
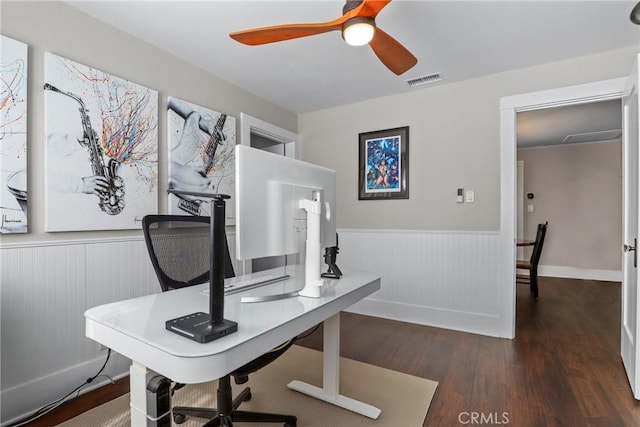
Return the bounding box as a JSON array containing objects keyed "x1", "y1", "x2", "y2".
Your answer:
[
  {"x1": 465, "y1": 190, "x2": 475, "y2": 203},
  {"x1": 527, "y1": 204, "x2": 534, "y2": 213},
  {"x1": 457, "y1": 188, "x2": 464, "y2": 203}
]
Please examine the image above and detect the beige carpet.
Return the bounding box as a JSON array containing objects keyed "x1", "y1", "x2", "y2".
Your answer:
[{"x1": 59, "y1": 345, "x2": 438, "y2": 426}]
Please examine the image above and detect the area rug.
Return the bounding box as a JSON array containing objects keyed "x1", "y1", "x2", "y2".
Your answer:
[{"x1": 59, "y1": 345, "x2": 438, "y2": 426}]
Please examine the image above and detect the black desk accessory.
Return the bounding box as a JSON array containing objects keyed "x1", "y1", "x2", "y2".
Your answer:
[
  {"x1": 165, "y1": 189, "x2": 237, "y2": 343},
  {"x1": 321, "y1": 232, "x2": 343, "y2": 279}
]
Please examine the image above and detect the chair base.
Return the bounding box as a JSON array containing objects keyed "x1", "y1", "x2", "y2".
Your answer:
[{"x1": 173, "y1": 376, "x2": 297, "y2": 427}]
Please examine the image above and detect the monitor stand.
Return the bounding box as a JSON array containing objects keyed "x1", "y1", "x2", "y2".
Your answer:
[
  {"x1": 298, "y1": 193, "x2": 324, "y2": 298},
  {"x1": 241, "y1": 191, "x2": 325, "y2": 303},
  {"x1": 165, "y1": 190, "x2": 237, "y2": 343}
]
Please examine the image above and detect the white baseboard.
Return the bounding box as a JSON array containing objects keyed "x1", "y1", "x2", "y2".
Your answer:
[
  {"x1": 1, "y1": 353, "x2": 130, "y2": 425},
  {"x1": 346, "y1": 297, "x2": 508, "y2": 339},
  {"x1": 537, "y1": 265, "x2": 621, "y2": 282}
]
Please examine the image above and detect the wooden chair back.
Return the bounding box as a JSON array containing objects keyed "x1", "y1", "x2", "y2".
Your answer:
[{"x1": 530, "y1": 221, "x2": 548, "y2": 266}]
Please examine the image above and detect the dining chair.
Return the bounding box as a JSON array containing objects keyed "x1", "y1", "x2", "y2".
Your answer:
[{"x1": 516, "y1": 221, "x2": 548, "y2": 299}]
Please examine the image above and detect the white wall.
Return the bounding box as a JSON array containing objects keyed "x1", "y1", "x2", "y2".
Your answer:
[{"x1": 1, "y1": 239, "x2": 157, "y2": 423}]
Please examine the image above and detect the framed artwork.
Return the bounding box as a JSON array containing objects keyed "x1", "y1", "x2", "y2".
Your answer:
[
  {"x1": 358, "y1": 126, "x2": 409, "y2": 200},
  {"x1": 167, "y1": 97, "x2": 236, "y2": 224},
  {"x1": 1, "y1": 35, "x2": 28, "y2": 233},
  {"x1": 44, "y1": 53, "x2": 158, "y2": 232}
]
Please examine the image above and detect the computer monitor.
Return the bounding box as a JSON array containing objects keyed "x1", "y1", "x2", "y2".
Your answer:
[{"x1": 235, "y1": 145, "x2": 337, "y2": 297}]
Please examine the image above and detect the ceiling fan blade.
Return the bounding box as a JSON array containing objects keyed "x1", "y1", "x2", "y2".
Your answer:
[
  {"x1": 357, "y1": 0, "x2": 392, "y2": 18},
  {"x1": 230, "y1": 18, "x2": 345, "y2": 46},
  {"x1": 369, "y1": 27, "x2": 417, "y2": 75},
  {"x1": 229, "y1": 0, "x2": 392, "y2": 46}
]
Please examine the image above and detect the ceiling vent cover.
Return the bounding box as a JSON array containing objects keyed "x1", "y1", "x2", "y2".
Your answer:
[
  {"x1": 561, "y1": 129, "x2": 622, "y2": 145},
  {"x1": 406, "y1": 73, "x2": 443, "y2": 88}
]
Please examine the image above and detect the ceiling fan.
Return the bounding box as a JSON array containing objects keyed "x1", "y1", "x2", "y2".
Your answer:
[{"x1": 229, "y1": 0, "x2": 417, "y2": 75}]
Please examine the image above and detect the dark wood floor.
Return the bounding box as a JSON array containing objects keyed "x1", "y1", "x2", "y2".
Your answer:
[{"x1": 21, "y1": 277, "x2": 640, "y2": 426}]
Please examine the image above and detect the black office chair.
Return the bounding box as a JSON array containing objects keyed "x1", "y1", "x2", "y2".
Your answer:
[
  {"x1": 516, "y1": 221, "x2": 548, "y2": 299},
  {"x1": 142, "y1": 215, "x2": 297, "y2": 427}
]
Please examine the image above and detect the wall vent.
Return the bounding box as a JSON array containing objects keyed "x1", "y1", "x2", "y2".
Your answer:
[
  {"x1": 561, "y1": 129, "x2": 622, "y2": 145},
  {"x1": 406, "y1": 73, "x2": 443, "y2": 88}
]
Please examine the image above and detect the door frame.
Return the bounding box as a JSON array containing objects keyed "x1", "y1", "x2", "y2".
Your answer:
[
  {"x1": 499, "y1": 77, "x2": 627, "y2": 338},
  {"x1": 517, "y1": 160, "x2": 524, "y2": 261},
  {"x1": 240, "y1": 113, "x2": 298, "y2": 158}
]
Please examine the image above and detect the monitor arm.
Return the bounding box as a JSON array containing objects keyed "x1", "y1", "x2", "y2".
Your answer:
[{"x1": 298, "y1": 191, "x2": 324, "y2": 298}]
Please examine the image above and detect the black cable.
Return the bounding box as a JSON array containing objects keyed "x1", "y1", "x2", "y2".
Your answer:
[
  {"x1": 295, "y1": 323, "x2": 322, "y2": 341},
  {"x1": 7, "y1": 349, "x2": 113, "y2": 427},
  {"x1": 9, "y1": 325, "x2": 319, "y2": 426}
]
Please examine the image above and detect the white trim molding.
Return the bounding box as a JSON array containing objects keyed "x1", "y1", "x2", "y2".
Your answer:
[
  {"x1": 500, "y1": 77, "x2": 627, "y2": 338},
  {"x1": 538, "y1": 265, "x2": 622, "y2": 282}
]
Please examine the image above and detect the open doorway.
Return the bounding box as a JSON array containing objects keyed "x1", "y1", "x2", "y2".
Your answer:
[
  {"x1": 499, "y1": 77, "x2": 627, "y2": 339},
  {"x1": 515, "y1": 99, "x2": 623, "y2": 283}
]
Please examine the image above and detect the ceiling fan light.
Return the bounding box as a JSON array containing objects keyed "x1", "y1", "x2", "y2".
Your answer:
[{"x1": 342, "y1": 17, "x2": 375, "y2": 46}]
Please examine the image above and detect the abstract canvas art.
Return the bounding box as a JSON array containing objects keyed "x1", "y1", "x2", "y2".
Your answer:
[
  {"x1": 44, "y1": 53, "x2": 158, "y2": 231},
  {"x1": 0, "y1": 35, "x2": 28, "y2": 233},
  {"x1": 167, "y1": 97, "x2": 236, "y2": 224}
]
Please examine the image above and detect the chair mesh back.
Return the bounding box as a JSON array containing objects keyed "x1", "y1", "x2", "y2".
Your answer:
[{"x1": 142, "y1": 215, "x2": 235, "y2": 291}]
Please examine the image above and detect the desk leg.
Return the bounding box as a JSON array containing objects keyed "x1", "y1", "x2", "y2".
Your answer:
[
  {"x1": 129, "y1": 362, "x2": 172, "y2": 427},
  {"x1": 130, "y1": 362, "x2": 151, "y2": 426},
  {"x1": 288, "y1": 313, "x2": 381, "y2": 419}
]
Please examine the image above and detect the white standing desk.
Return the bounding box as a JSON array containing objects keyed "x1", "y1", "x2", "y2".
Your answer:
[{"x1": 85, "y1": 265, "x2": 381, "y2": 426}]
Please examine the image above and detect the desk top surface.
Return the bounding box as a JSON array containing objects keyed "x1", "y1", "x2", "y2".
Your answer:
[{"x1": 85, "y1": 266, "x2": 380, "y2": 383}]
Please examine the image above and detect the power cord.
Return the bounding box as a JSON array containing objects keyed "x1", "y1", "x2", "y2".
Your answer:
[
  {"x1": 7, "y1": 349, "x2": 113, "y2": 427},
  {"x1": 295, "y1": 323, "x2": 322, "y2": 341}
]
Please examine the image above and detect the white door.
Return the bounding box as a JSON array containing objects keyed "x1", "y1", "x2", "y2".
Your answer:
[
  {"x1": 622, "y1": 53, "x2": 640, "y2": 399},
  {"x1": 517, "y1": 160, "x2": 525, "y2": 261}
]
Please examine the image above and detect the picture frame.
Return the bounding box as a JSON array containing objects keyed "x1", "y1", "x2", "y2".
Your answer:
[{"x1": 358, "y1": 126, "x2": 409, "y2": 200}]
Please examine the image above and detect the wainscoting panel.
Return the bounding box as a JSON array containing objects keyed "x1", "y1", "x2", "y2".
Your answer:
[
  {"x1": 0, "y1": 238, "x2": 158, "y2": 424},
  {"x1": 337, "y1": 229, "x2": 505, "y2": 336},
  {"x1": 1, "y1": 229, "x2": 503, "y2": 423}
]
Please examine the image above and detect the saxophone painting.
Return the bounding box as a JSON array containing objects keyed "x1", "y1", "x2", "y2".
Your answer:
[
  {"x1": 0, "y1": 35, "x2": 28, "y2": 234},
  {"x1": 167, "y1": 97, "x2": 236, "y2": 222},
  {"x1": 44, "y1": 83, "x2": 125, "y2": 216},
  {"x1": 44, "y1": 53, "x2": 158, "y2": 232}
]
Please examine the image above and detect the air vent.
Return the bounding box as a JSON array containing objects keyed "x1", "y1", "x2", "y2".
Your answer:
[
  {"x1": 406, "y1": 73, "x2": 443, "y2": 88},
  {"x1": 561, "y1": 129, "x2": 622, "y2": 145}
]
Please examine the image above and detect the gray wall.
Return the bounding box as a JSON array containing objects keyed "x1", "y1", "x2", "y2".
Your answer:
[
  {"x1": 518, "y1": 141, "x2": 622, "y2": 273},
  {"x1": 0, "y1": 0, "x2": 297, "y2": 244},
  {"x1": 299, "y1": 47, "x2": 636, "y2": 232}
]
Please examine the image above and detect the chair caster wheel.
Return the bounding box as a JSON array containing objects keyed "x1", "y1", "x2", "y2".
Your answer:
[
  {"x1": 173, "y1": 414, "x2": 186, "y2": 424},
  {"x1": 245, "y1": 391, "x2": 252, "y2": 401}
]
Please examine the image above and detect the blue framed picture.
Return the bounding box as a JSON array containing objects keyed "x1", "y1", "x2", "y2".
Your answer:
[{"x1": 358, "y1": 126, "x2": 409, "y2": 200}]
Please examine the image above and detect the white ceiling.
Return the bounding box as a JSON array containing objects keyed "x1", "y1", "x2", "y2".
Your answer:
[
  {"x1": 517, "y1": 100, "x2": 622, "y2": 148},
  {"x1": 66, "y1": 0, "x2": 640, "y2": 116}
]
